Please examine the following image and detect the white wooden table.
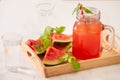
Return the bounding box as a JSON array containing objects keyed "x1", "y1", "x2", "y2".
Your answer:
[{"x1": 0, "y1": 0, "x2": 120, "y2": 80}]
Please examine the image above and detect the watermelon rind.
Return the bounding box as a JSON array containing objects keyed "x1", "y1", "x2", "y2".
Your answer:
[
  {"x1": 43, "y1": 60, "x2": 62, "y2": 66},
  {"x1": 52, "y1": 36, "x2": 72, "y2": 46},
  {"x1": 43, "y1": 47, "x2": 66, "y2": 66},
  {"x1": 53, "y1": 41, "x2": 71, "y2": 46},
  {"x1": 36, "y1": 49, "x2": 46, "y2": 55}
]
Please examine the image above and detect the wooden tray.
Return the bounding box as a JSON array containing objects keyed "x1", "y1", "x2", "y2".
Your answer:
[{"x1": 21, "y1": 33, "x2": 120, "y2": 78}]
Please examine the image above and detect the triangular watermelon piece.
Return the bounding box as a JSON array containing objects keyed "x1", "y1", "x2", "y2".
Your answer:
[
  {"x1": 43, "y1": 47, "x2": 66, "y2": 65},
  {"x1": 51, "y1": 33, "x2": 72, "y2": 46}
]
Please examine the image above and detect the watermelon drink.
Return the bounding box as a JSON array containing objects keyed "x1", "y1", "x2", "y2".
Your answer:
[
  {"x1": 72, "y1": 3, "x2": 115, "y2": 60},
  {"x1": 72, "y1": 6, "x2": 103, "y2": 60},
  {"x1": 72, "y1": 18, "x2": 103, "y2": 60}
]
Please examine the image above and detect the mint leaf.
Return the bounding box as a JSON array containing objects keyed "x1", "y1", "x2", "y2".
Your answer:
[
  {"x1": 39, "y1": 26, "x2": 54, "y2": 49},
  {"x1": 43, "y1": 39, "x2": 51, "y2": 49},
  {"x1": 68, "y1": 56, "x2": 76, "y2": 63},
  {"x1": 72, "y1": 3, "x2": 92, "y2": 15},
  {"x1": 72, "y1": 6, "x2": 80, "y2": 15},
  {"x1": 39, "y1": 26, "x2": 66, "y2": 49},
  {"x1": 39, "y1": 35, "x2": 50, "y2": 49},
  {"x1": 44, "y1": 26, "x2": 54, "y2": 37},
  {"x1": 70, "y1": 61, "x2": 80, "y2": 70},
  {"x1": 55, "y1": 26, "x2": 65, "y2": 34},
  {"x1": 39, "y1": 35, "x2": 46, "y2": 41},
  {"x1": 68, "y1": 56, "x2": 80, "y2": 70},
  {"x1": 82, "y1": 7, "x2": 93, "y2": 14},
  {"x1": 35, "y1": 44, "x2": 42, "y2": 52},
  {"x1": 60, "y1": 54, "x2": 80, "y2": 70},
  {"x1": 60, "y1": 54, "x2": 69, "y2": 62}
]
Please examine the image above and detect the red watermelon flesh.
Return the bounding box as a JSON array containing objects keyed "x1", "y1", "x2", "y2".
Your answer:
[
  {"x1": 51, "y1": 33, "x2": 72, "y2": 46},
  {"x1": 54, "y1": 45, "x2": 66, "y2": 51},
  {"x1": 51, "y1": 33, "x2": 70, "y2": 40},
  {"x1": 43, "y1": 47, "x2": 66, "y2": 65},
  {"x1": 26, "y1": 39, "x2": 45, "y2": 54},
  {"x1": 51, "y1": 33, "x2": 72, "y2": 42}
]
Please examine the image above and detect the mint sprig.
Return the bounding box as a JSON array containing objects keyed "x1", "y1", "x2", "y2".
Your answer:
[
  {"x1": 60, "y1": 54, "x2": 80, "y2": 70},
  {"x1": 72, "y1": 3, "x2": 93, "y2": 15},
  {"x1": 55, "y1": 26, "x2": 65, "y2": 34},
  {"x1": 43, "y1": 39, "x2": 51, "y2": 49},
  {"x1": 40, "y1": 26, "x2": 54, "y2": 49},
  {"x1": 39, "y1": 26, "x2": 65, "y2": 49},
  {"x1": 44, "y1": 26, "x2": 54, "y2": 38},
  {"x1": 82, "y1": 7, "x2": 93, "y2": 14},
  {"x1": 60, "y1": 54, "x2": 69, "y2": 62},
  {"x1": 35, "y1": 44, "x2": 42, "y2": 52},
  {"x1": 68, "y1": 56, "x2": 80, "y2": 70},
  {"x1": 72, "y1": 6, "x2": 80, "y2": 15}
]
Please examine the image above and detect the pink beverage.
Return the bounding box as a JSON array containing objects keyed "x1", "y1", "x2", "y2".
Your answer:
[{"x1": 72, "y1": 7, "x2": 103, "y2": 60}]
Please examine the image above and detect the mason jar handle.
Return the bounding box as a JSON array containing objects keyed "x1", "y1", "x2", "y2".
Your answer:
[{"x1": 102, "y1": 25, "x2": 115, "y2": 52}]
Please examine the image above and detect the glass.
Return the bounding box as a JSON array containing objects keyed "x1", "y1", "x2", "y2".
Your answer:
[
  {"x1": 72, "y1": 7, "x2": 115, "y2": 60},
  {"x1": 1, "y1": 32, "x2": 23, "y2": 72},
  {"x1": 24, "y1": 0, "x2": 55, "y2": 36},
  {"x1": 36, "y1": 0, "x2": 55, "y2": 16},
  {"x1": 36, "y1": 0, "x2": 55, "y2": 34},
  {"x1": 1, "y1": 32, "x2": 37, "y2": 76}
]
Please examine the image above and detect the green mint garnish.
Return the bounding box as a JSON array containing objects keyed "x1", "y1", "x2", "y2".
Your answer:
[
  {"x1": 39, "y1": 26, "x2": 65, "y2": 49},
  {"x1": 42, "y1": 39, "x2": 51, "y2": 49},
  {"x1": 60, "y1": 54, "x2": 69, "y2": 62},
  {"x1": 40, "y1": 26, "x2": 54, "y2": 49},
  {"x1": 39, "y1": 35, "x2": 46, "y2": 42},
  {"x1": 70, "y1": 61, "x2": 80, "y2": 70},
  {"x1": 72, "y1": 5, "x2": 80, "y2": 15},
  {"x1": 60, "y1": 54, "x2": 80, "y2": 70},
  {"x1": 72, "y1": 3, "x2": 93, "y2": 15},
  {"x1": 82, "y1": 7, "x2": 93, "y2": 14},
  {"x1": 44, "y1": 26, "x2": 54, "y2": 38},
  {"x1": 68, "y1": 56, "x2": 80, "y2": 70},
  {"x1": 55, "y1": 26, "x2": 65, "y2": 34},
  {"x1": 35, "y1": 44, "x2": 42, "y2": 52}
]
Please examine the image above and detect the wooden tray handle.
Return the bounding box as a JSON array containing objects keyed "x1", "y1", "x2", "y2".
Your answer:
[
  {"x1": 21, "y1": 42, "x2": 46, "y2": 77},
  {"x1": 21, "y1": 42, "x2": 44, "y2": 67}
]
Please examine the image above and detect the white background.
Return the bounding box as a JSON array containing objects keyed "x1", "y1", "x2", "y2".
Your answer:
[{"x1": 0, "y1": 0, "x2": 120, "y2": 80}]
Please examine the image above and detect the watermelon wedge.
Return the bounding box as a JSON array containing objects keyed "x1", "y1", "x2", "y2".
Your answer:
[
  {"x1": 54, "y1": 43, "x2": 72, "y2": 52},
  {"x1": 51, "y1": 33, "x2": 72, "y2": 46},
  {"x1": 43, "y1": 47, "x2": 66, "y2": 65},
  {"x1": 26, "y1": 39, "x2": 45, "y2": 54}
]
